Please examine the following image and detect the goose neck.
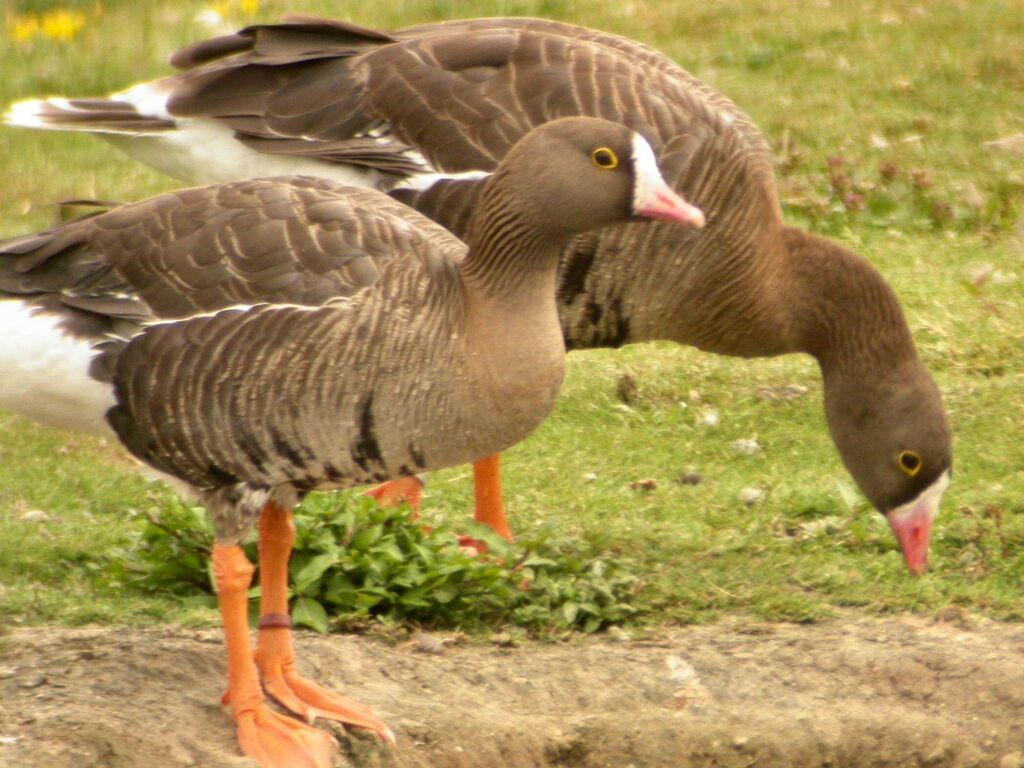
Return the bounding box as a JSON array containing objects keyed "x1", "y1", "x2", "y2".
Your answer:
[
  {"x1": 460, "y1": 179, "x2": 562, "y2": 300},
  {"x1": 782, "y1": 227, "x2": 919, "y2": 379}
]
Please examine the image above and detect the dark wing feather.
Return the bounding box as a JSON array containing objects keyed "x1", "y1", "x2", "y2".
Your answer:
[
  {"x1": 0, "y1": 177, "x2": 463, "y2": 331},
  {"x1": 162, "y1": 15, "x2": 775, "y2": 205}
]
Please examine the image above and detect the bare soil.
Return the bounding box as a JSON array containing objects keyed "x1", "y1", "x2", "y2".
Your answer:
[{"x1": 1, "y1": 614, "x2": 1022, "y2": 768}]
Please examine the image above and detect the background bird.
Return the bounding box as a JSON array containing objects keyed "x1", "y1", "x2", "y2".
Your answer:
[{"x1": 5, "y1": 15, "x2": 953, "y2": 573}]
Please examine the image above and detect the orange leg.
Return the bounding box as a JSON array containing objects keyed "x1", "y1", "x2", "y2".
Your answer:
[
  {"x1": 365, "y1": 458, "x2": 514, "y2": 552},
  {"x1": 213, "y1": 543, "x2": 337, "y2": 768},
  {"x1": 471, "y1": 454, "x2": 514, "y2": 542},
  {"x1": 362, "y1": 476, "x2": 424, "y2": 517},
  {"x1": 254, "y1": 503, "x2": 395, "y2": 743}
]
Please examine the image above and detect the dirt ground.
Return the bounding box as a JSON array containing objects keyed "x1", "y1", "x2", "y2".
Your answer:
[{"x1": 1, "y1": 614, "x2": 1022, "y2": 768}]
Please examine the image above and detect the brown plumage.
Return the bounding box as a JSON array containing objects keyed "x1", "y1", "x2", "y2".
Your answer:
[
  {"x1": 104, "y1": 117, "x2": 698, "y2": 542},
  {"x1": 5, "y1": 16, "x2": 951, "y2": 571},
  {"x1": 2, "y1": 118, "x2": 701, "y2": 766},
  {"x1": 0, "y1": 177, "x2": 453, "y2": 341}
]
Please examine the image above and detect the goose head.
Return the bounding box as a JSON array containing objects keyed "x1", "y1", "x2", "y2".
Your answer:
[
  {"x1": 824, "y1": 362, "x2": 952, "y2": 575},
  {"x1": 479, "y1": 116, "x2": 705, "y2": 241}
]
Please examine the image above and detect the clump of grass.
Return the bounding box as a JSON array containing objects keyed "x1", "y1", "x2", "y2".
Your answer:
[
  {"x1": 777, "y1": 146, "x2": 1024, "y2": 236},
  {"x1": 101, "y1": 493, "x2": 646, "y2": 635}
]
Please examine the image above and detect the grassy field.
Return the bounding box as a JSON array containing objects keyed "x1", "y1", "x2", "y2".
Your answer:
[{"x1": 0, "y1": 0, "x2": 1021, "y2": 632}]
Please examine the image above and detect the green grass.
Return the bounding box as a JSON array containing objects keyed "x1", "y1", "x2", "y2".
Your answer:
[{"x1": 0, "y1": 0, "x2": 1021, "y2": 630}]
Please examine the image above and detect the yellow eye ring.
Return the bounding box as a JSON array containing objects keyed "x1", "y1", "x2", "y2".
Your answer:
[
  {"x1": 591, "y1": 147, "x2": 619, "y2": 169},
  {"x1": 898, "y1": 450, "x2": 922, "y2": 477}
]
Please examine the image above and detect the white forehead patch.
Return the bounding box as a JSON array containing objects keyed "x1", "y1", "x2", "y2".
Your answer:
[
  {"x1": 630, "y1": 133, "x2": 667, "y2": 205},
  {"x1": 890, "y1": 468, "x2": 951, "y2": 522}
]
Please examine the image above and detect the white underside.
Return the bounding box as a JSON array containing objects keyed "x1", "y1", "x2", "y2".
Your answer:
[
  {"x1": 9, "y1": 85, "x2": 387, "y2": 188},
  {"x1": 8, "y1": 83, "x2": 496, "y2": 192},
  {"x1": 105, "y1": 82, "x2": 387, "y2": 187},
  {"x1": 0, "y1": 301, "x2": 116, "y2": 436},
  {"x1": 102, "y1": 119, "x2": 385, "y2": 188}
]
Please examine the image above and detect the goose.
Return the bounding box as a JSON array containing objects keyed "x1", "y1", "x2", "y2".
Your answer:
[
  {"x1": 4, "y1": 117, "x2": 703, "y2": 767},
  {"x1": 4, "y1": 16, "x2": 952, "y2": 573}
]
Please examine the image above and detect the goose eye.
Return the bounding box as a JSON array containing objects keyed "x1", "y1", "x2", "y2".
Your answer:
[
  {"x1": 898, "y1": 450, "x2": 922, "y2": 477},
  {"x1": 591, "y1": 147, "x2": 619, "y2": 169}
]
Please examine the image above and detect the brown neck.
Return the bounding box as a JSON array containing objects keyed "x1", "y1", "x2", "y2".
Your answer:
[
  {"x1": 556, "y1": 219, "x2": 921, "y2": 383},
  {"x1": 460, "y1": 172, "x2": 560, "y2": 301},
  {"x1": 556, "y1": 214, "x2": 795, "y2": 355},
  {"x1": 779, "y1": 227, "x2": 920, "y2": 378}
]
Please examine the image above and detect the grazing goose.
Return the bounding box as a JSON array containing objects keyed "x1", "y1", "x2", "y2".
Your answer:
[
  {"x1": 4, "y1": 16, "x2": 952, "y2": 573},
  {"x1": 11, "y1": 118, "x2": 701, "y2": 767}
]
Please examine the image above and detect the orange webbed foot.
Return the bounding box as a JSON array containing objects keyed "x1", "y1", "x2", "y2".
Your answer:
[
  {"x1": 256, "y1": 627, "x2": 395, "y2": 744},
  {"x1": 235, "y1": 700, "x2": 338, "y2": 768}
]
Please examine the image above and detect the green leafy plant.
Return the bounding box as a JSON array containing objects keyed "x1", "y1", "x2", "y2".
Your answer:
[{"x1": 103, "y1": 493, "x2": 646, "y2": 635}]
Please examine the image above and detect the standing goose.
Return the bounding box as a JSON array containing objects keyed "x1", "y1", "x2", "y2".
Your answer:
[
  {"x1": 5, "y1": 16, "x2": 952, "y2": 572},
  {"x1": 52, "y1": 118, "x2": 701, "y2": 767}
]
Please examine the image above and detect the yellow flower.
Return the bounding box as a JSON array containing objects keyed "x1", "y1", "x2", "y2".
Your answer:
[
  {"x1": 40, "y1": 10, "x2": 86, "y2": 41},
  {"x1": 8, "y1": 14, "x2": 40, "y2": 43},
  {"x1": 239, "y1": 0, "x2": 260, "y2": 14}
]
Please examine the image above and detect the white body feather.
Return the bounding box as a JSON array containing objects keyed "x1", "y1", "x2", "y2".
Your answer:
[
  {"x1": 7, "y1": 84, "x2": 386, "y2": 188},
  {"x1": 0, "y1": 301, "x2": 115, "y2": 436}
]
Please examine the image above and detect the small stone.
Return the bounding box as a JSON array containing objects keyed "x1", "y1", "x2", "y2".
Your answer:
[
  {"x1": 1000, "y1": 752, "x2": 1023, "y2": 768},
  {"x1": 729, "y1": 438, "x2": 761, "y2": 455},
  {"x1": 665, "y1": 655, "x2": 698, "y2": 683},
  {"x1": 607, "y1": 626, "x2": 633, "y2": 642},
  {"x1": 733, "y1": 735, "x2": 751, "y2": 749},
  {"x1": 582, "y1": 472, "x2": 598, "y2": 483},
  {"x1": 739, "y1": 488, "x2": 766, "y2": 507},
  {"x1": 699, "y1": 408, "x2": 719, "y2": 427},
  {"x1": 412, "y1": 632, "x2": 445, "y2": 655},
  {"x1": 18, "y1": 675, "x2": 46, "y2": 689},
  {"x1": 797, "y1": 517, "x2": 845, "y2": 538},
  {"x1": 19, "y1": 509, "x2": 49, "y2": 523},
  {"x1": 0, "y1": 666, "x2": 18, "y2": 680},
  {"x1": 676, "y1": 473, "x2": 702, "y2": 486},
  {"x1": 629, "y1": 478, "x2": 658, "y2": 492}
]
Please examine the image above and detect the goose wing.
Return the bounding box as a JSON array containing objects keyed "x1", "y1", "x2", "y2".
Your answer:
[
  {"x1": 166, "y1": 16, "x2": 774, "y2": 191},
  {"x1": 0, "y1": 176, "x2": 463, "y2": 329}
]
